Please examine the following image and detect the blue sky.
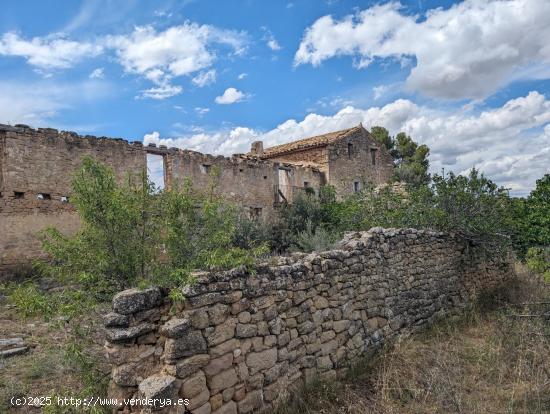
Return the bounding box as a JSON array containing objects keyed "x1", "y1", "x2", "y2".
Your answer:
[{"x1": 0, "y1": 0, "x2": 549, "y2": 195}]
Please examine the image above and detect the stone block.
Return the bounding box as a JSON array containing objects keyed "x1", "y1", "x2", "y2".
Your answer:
[
  {"x1": 165, "y1": 331, "x2": 207, "y2": 360},
  {"x1": 113, "y1": 288, "x2": 162, "y2": 315},
  {"x1": 204, "y1": 353, "x2": 233, "y2": 377},
  {"x1": 237, "y1": 390, "x2": 263, "y2": 414},
  {"x1": 207, "y1": 368, "x2": 238, "y2": 394},
  {"x1": 246, "y1": 348, "x2": 277, "y2": 375},
  {"x1": 160, "y1": 318, "x2": 191, "y2": 338},
  {"x1": 176, "y1": 354, "x2": 210, "y2": 379}
]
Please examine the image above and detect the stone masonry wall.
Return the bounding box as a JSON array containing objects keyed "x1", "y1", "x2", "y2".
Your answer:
[
  {"x1": 104, "y1": 228, "x2": 513, "y2": 414},
  {"x1": 0, "y1": 126, "x2": 323, "y2": 279},
  {"x1": 0, "y1": 125, "x2": 146, "y2": 279},
  {"x1": 328, "y1": 129, "x2": 394, "y2": 198}
]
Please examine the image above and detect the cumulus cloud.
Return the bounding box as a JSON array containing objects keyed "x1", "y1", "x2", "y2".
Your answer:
[
  {"x1": 0, "y1": 32, "x2": 102, "y2": 70},
  {"x1": 145, "y1": 92, "x2": 550, "y2": 195},
  {"x1": 295, "y1": 0, "x2": 550, "y2": 99},
  {"x1": 192, "y1": 69, "x2": 216, "y2": 87},
  {"x1": 215, "y1": 87, "x2": 246, "y2": 104},
  {"x1": 104, "y1": 23, "x2": 247, "y2": 99}
]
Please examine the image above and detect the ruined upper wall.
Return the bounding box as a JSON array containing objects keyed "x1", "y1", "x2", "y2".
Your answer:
[
  {"x1": 104, "y1": 228, "x2": 513, "y2": 414},
  {"x1": 0, "y1": 125, "x2": 148, "y2": 278},
  {"x1": 0, "y1": 124, "x2": 146, "y2": 203},
  {"x1": 328, "y1": 128, "x2": 394, "y2": 197}
]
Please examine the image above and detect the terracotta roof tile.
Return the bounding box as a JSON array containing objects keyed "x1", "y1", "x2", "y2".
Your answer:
[{"x1": 260, "y1": 125, "x2": 363, "y2": 158}]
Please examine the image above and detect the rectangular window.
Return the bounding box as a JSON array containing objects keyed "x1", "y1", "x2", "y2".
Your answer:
[
  {"x1": 249, "y1": 207, "x2": 262, "y2": 220},
  {"x1": 347, "y1": 143, "x2": 353, "y2": 159},
  {"x1": 303, "y1": 181, "x2": 310, "y2": 188},
  {"x1": 14, "y1": 191, "x2": 24, "y2": 199},
  {"x1": 370, "y1": 148, "x2": 377, "y2": 165},
  {"x1": 200, "y1": 164, "x2": 211, "y2": 174},
  {"x1": 354, "y1": 181, "x2": 360, "y2": 193},
  {"x1": 37, "y1": 193, "x2": 51, "y2": 200}
]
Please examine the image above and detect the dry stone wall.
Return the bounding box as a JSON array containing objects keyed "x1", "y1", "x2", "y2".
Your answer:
[{"x1": 104, "y1": 228, "x2": 513, "y2": 414}]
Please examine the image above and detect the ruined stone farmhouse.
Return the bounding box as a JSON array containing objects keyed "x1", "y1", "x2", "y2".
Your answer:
[{"x1": 0, "y1": 123, "x2": 393, "y2": 277}]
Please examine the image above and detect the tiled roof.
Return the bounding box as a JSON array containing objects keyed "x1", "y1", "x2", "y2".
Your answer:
[{"x1": 260, "y1": 125, "x2": 363, "y2": 158}]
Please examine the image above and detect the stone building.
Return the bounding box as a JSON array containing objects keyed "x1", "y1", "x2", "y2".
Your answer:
[
  {"x1": 0, "y1": 123, "x2": 393, "y2": 277},
  {"x1": 250, "y1": 125, "x2": 394, "y2": 198}
]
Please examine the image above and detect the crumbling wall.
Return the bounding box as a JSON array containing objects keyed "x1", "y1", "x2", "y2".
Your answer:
[
  {"x1": 0, "y1": 125, "x2": 147, "y2": 279},
  {"x1": 104, "y1": 228, "x2": 513, "y2": 414},
  {"x1": 328, "y1": 129, "x2": 394, "y2": 198},
  {"x1": 149, "y1": 143, "x2": 323, "y2": 217},
  {"x1": 264, "y1": 147, "x2": 329, "y2": 172},
  {"x1": 0, "y1": 126, "x2": 326, "y2": 279}
]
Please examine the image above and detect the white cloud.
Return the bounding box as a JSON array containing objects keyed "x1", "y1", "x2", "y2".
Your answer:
[
  {"x1": 145, "y1": 92, "x2": 550, "y2": 196},
  {"x1": 215, "y1": 87, "x2": 246, "y2": 104},
  {"x1": 295, "y1": 0, "x2": 550, "y2": 99},
  {"x1": 195, "y1": 107, "x2": 210, "y2": 116},
  {"x1": 104, "y1": 23, "x2": 247, "y2": 99},
  {"x1": 267, "y1": 39, "x2": 282, "y2": 51},
  {"x1": 262, "y1": 27, "x2": 282, "y2": 51},
  {"x1": 140, "y1": 84, "x2": 183, "y2": 100},
  {"x1": 0, "y1": 32, "x2": 102, "y2": 70},
  {"x1": 192, "y1": 69, "x2": 216, "y2": 87},
  {"x1": 89, "y1": 67, "x2": 105, "y2": 79},
  {"x1": 237, "y1": 72, "x2": 247, "y2": 80}
]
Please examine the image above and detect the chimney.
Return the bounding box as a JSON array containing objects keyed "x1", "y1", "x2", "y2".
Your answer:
[{"x1": 251, "y1": 140, "x2": 264, "y2": 156}]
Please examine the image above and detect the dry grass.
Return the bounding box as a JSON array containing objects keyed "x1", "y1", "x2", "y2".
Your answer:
[
  {"x1": 277, "y1": 267, "x2": 550, "y2": 414},
  {"x1": 0, "y1": 299, "x2": 110, "y2": 413}
]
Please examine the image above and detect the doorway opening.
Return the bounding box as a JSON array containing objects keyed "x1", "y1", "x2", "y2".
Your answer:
[{"x1": 147, "y1": 153, "x2": 166, "y2": 191}]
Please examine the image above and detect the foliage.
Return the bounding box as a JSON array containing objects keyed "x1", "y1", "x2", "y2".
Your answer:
[
  {"x1": 290, "y1": 222, "x2": 340, "y2": 253},
  {"x1": 370, "y1": 126, "x2": 395, "y2": 155},
  {"x1": 37, "y1": 157, "x2": 267, "y2": 297},
  {"x1": 526, "y1": 247, "x2": 550, "y2": 281},
  {"x1": 328, "y1": 169, "x2": 514, "y2": 255},
  {"x1": 0, "y1": 282, "x2": 99, "y2": 320},
  {"x1": 512, "y1": 174, "x2": 550, "y2": 256},
  {"x1": 37, "y1": 156, "x2": 162, "y2": 293},
  {"x1": 161, "y1": 179, "x2": 267, "y2": 275},
  {"x1": 427, "y1": 169, "x2": 514, "y2": 253},
  {"x1": 370, "y1": 126, "x2": 430, "y2": 187}
]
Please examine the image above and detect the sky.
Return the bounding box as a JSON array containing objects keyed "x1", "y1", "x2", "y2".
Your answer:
[{"x1": 0, "y1": 0, "x2": 549, "y2": 196}]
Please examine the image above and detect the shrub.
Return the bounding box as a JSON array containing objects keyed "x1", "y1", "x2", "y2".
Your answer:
[
  {"x1": 37, "y1": 157, "x2": 268, "y2": 297},
  {"x1": 526, "y1": 247, "x2": 550, "y2": 281}
]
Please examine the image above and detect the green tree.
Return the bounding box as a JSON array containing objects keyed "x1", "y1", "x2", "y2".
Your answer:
[
  {"x1": 393, "y1": 132, "x2": 430, "y2": 187},
  {"x1": 369, "y1": 126, "x2": 430, "y2": 186},
  {"x1": 38, "y1": 156, "x2": 162, "y2": 293},
  {"x1": 370, "y1": 126, "x2": 395, "y2": 154}
]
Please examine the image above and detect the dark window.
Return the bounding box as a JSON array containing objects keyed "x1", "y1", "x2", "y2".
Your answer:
[
  {"x1": 14, "y1": 191, "x2": 24, "y2": 199},
  {"x1": 37, "y1": 193, "x2": 51, "y2": 200},
  {"x1": 263, "y1": 176, "x2": 267, "y2": 179},
  {"x1": 354, "y1": 181, "x2": 360, "y2": 193},
  {"x1": 250, "y1": 207, "x2": 262, "y2": 219},
  {"x1": 200, "y1": 164, "x2": 211, "y2": 174},
  {"x1": 347, "y1": 143, "x2": 353, "y2": 159},
  {"x1": 304, "y1": 181, "x2": 310, "y2": 188},
  {"x1": 370, "y1": 148, "x2": 377, "y2": 165}
]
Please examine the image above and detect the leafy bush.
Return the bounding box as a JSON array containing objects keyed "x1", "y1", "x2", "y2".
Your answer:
[
  {"x1": 526, "y1": 247, "x2": 550, "y2": 281},
  {"x1": 37, "y1": 157, "x2": 267, "y2": 297},
  {"x1": 290, "y1": 222, "x2": 340, "y2": 253},
  {"x1": 37, "y1": 157, "x2": 162, "y2": 293}
]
